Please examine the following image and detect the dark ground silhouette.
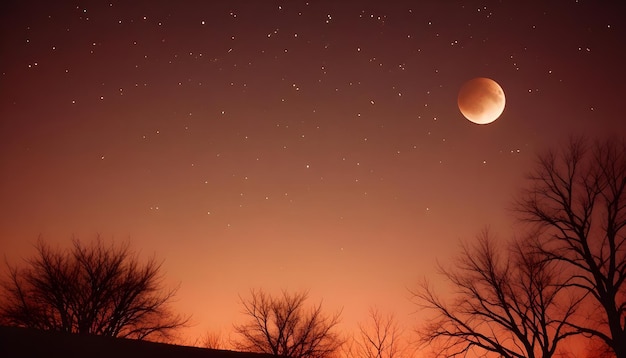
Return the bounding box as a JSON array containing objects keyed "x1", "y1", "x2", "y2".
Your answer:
[{"x1": 0, "y1": 325, "x2": 274, "y2": 358}]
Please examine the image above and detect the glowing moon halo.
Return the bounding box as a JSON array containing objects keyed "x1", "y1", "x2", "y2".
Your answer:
[{"x1": 458, "y1": 77, "x2": 506, "y2": 124}]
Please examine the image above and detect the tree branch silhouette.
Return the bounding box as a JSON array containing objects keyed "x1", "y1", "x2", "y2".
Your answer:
[
  {"x1": 234, "y1": 288, "x2": 343, "y2": 358},
  {"x1": 413, "y1": 230, "x2": 582, "y2": 358},
  {"x1": 515, "y1": 137, "x2": 626, "y2": 358},
  {"x1": 0, "y1": 236, "x2": 189, "y2": 341}
]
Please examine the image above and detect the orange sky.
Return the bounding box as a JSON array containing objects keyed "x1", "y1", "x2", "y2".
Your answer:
[{"x1": 1, "y1": 1, "x2": 624, "y2": 355}]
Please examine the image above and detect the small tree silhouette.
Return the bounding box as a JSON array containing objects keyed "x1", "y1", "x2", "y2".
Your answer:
[
  {"x1": 233, "y1": 289, "x2": 343, "y2": 358},
  {"x1": 0, "y1": 236, "x2": 189, "y2": 341},
  {"x1": 345, "y1": 306, "x2": 408, "y2": 358},
  {"x1": 199, "y1": 329, "x2": 228, "y2": 349}
]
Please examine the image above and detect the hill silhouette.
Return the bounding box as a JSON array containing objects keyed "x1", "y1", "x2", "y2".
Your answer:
[{"x1": 0, "y1": 325, "x2": 274, "y2": 358}]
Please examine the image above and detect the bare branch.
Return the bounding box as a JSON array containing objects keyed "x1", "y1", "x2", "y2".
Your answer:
[
  {"x1": 413, "y1": 229, "x2": 582, "y2": 358},
  {"x1": 514, "y1": 137, "x2": 626, "y2": 357},
  {"x1": 0, "y1": 236, "x2": 190, "y2": 342},
  {"x1": 234, "y1": 288, "x2": 343, "y2": 358},
  {"x1": 350, "y1": 306, "x2": 408, "y2": 358}
]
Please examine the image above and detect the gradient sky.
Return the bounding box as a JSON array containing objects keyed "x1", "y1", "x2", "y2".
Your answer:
[{"x1": 1, "y1": 0, "x2": 624, "y2": 350}]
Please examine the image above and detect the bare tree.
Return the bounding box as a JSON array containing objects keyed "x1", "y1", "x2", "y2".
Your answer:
[
  {"x1": 584, "y1": 337, "x2": 617, "y2": 358},
  {"x1": 348, "y1": 306, "x2": 408, "y2": 358},
  {"x1": 515, "y1": 137, "x2": 626, "y2": 358},
  {"x1": 0, "y1": 236, "x2": 189, "y2": 341},
  {"x1": 199, "y1": 329, "x2": 228, "y2": 349},
  {"x1": 233, "y1": 289, "x2": 343, "y2": 358},
  {"x1": 412, "y1": 231, "x2": 581, "y2": 358}
]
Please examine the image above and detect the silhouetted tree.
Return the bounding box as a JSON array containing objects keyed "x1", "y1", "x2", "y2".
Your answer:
[
  {"x1": 515, "y1": 137, "x2": 626, "y2": 358},
  {"x1": 234, "y1": 289, "x2": 343, "y2": 358},
  {"x1": 584, "y1": 338, "x2": 617, "y2": 358},
  {"x1": 0, "y1": 236, "x2": 189, "y2": 341},
  {"x1": 413, "y1": 231, "x2": 581, "y2": 358},
  {"x1": 346, "y1": 306, "x2": 408, "y2": 358},
  {"x1": 199, "y1": 329, "x2": 228, "y2": 349}
]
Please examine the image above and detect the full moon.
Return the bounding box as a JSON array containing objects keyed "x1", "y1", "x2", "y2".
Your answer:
[{"x1": 457, "y1": 77, "x2": 506, "y2": 124}]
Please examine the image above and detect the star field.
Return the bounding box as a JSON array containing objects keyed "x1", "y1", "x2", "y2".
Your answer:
[{"x1": 1, "y1": 0, "x2": 624, "y2": 346}]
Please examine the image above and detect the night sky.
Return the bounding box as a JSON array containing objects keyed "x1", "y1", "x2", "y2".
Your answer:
[{"x1": 1, "y1": 0, "x2": 624, "y2": 347}]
